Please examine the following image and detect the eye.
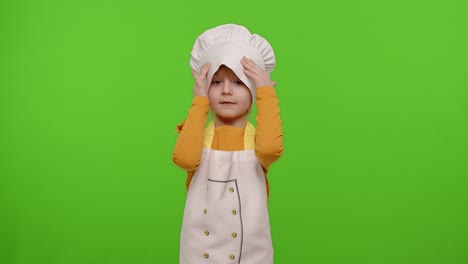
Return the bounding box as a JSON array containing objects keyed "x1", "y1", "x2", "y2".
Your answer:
[
  {"x1": 234, "y1": 80, "x2": 244, "y2": 86},
  {"x1": 211, "y1": 80, "x2": 221, "y2": 85}
]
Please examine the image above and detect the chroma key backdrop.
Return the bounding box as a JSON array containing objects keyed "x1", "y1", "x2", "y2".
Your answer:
[{"x1": 1, "y1": 0, "x2": 467, "y2": 263}]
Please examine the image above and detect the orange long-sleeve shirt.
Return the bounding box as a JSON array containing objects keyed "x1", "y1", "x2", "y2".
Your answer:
[{"x1": 173, "y1": 87, "x2": 283, "y2": 196}]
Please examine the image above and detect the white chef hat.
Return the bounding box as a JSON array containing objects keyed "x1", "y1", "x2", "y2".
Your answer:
[{"x1": 189, "y1": 24, "x2": 276, "y2": 99}]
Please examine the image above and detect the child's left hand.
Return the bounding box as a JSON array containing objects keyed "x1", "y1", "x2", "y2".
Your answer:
[{"x1": 241, "y1": 56, "x2": 277, "y2": 88}]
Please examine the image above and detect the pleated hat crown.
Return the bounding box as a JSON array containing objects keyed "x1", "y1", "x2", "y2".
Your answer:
[{"x1": 190, "y1": 24, "x2": 276, "y2": 98}]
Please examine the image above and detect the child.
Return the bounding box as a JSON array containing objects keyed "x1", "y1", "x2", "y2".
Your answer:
[{"x1": 173, "y1": 24, "x2": 283, "y2": 264}]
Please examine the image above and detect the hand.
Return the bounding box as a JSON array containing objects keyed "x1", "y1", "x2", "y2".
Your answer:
[
  {"x1": 191, "y1": 63, "x2": 211, "y2": 97},
  {"x1": 241, "y1": 56, "x2": 277, "y2": 88}
]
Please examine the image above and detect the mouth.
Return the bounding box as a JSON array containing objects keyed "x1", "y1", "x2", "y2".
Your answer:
[{"x1": 220, "y1": 101, "x2": 236, "y2": 105}]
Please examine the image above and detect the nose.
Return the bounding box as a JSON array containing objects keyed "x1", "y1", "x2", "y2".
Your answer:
[{"x1": 221, "y1": 82, "x2": 233, "y2": 95}]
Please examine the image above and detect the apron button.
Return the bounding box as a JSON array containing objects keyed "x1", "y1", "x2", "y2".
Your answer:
[
  {"x1": 231, "y1": 232, "x2": 237, "y2": 238},
  {"x1": 203, "y1": 208, "x2": 207, "y2": 214},
  {"x1": 229, "y1": 254, "x2": 235, "y2": 260},
  {"x1": 204, "y1": 230, "x2": 209, "y2": 236},
  {"x1": 229, "y1": 187, "x2": 234, "y2": 193},
  {"x1": 203, "y1": 252, "x2": 209, "y2": 258},
  {"x1": 231, "y1": 209, "x2": 237, "y2": 215}
]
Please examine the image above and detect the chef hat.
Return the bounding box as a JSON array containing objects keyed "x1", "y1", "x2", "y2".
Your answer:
[{"x1": 189, "y1": 24, "x2": 276, "y2": 99}]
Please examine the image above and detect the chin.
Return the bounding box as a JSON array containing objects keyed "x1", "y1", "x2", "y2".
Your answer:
[
  {"x1": 215, "y1": 111, "x2": 240, "y2": 119},
  {"x1": 218, "y1": 114, "x2": 238, "y2": 120},
  {"x1": 214, "y1": 108, "x2": 250, "y2": 119}
]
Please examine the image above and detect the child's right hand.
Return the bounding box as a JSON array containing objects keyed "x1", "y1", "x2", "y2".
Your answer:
[{"x1": 191, "y1": 63, "x2": 211, "y2": 97}]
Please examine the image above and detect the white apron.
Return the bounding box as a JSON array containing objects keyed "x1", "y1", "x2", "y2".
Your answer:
[{"x1": 179, "y1": 122, "x2": 273, "y2": 264}]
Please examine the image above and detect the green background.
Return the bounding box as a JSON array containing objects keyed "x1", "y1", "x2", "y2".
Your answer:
[{"x1": 1, "y1": 0, "x2": 467, "y2": 263}]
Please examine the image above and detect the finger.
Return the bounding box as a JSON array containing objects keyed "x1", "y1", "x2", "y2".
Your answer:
[
  {"x1": 192, "y1": 70, "x2": 206, "y2": 89},
  {"x1": 194, "y1": 64, "x2": 209, "y2": 79},
  {"x1": 243, "y1": 64, "x2": 264, "y2": 78},
  {"x1": 243, "y1": 58, "x2": 264, "y2": 76},
  {"x1": 201, "y1": 63, "x2": 208, "y2": 72},
  {"x1": 201, "y1": 63, "x2": 210, "y2": 76},
  {"x1": 242, "y1": 67, "x2": 257, "y2": 79},
  {"x1": 244, "y1": 57, "x2": 257, "y2": 67},
  {"x1": 240, "y1": 57, "x2": 250, "y2": 69},
  {"x1": 191, "y1": 70, "x2": 199, "y2": 80},
  {"x1": 241, "y1": 59, "x2": 262, "y2": 77},
  {"x1": 241, "y1": 57, "x2": 253, "y2": 68}
]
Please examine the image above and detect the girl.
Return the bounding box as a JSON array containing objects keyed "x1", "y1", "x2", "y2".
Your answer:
[{"x1": 173, "y1": 24, "x2": 283, "y2": 264}]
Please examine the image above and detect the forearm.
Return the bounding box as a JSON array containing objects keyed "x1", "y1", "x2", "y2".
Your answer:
[
  {"x1": 255, "y1": 87, "x2": 284, "y2": 171},
  {"x1": 172, "y1": 96, "x2": 210, "y2": 171}
]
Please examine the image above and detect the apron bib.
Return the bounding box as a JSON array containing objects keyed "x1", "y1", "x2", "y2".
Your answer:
[{"x1": 179, "y1": 122, "x2": 273, "y2": 264}]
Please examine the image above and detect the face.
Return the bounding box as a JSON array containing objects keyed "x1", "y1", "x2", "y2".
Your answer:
[{"x1": 208, "y1": 65, "x2": 252, "y2": 127}]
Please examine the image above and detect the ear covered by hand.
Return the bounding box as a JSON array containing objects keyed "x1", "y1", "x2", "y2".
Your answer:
[{"x1": 191, "y1": 63, "x2": 211, "y2": 97}]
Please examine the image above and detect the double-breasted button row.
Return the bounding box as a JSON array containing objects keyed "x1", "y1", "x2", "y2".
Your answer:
[
  {"x1": 201, "y1": 187, "x2": 237, "y2": 261},
  {"x1": 205, "y1": 208, "x2": 237, "y2": 215},
  {"x1": 202, "y1": 230, "x2": 236, "y2": 238},
  {"x1": 206, "y1": 208, "x2": 236, "y2": 215},
  {"x1": 202, "y1": 252, "x2": 235, "y2": 260}
]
